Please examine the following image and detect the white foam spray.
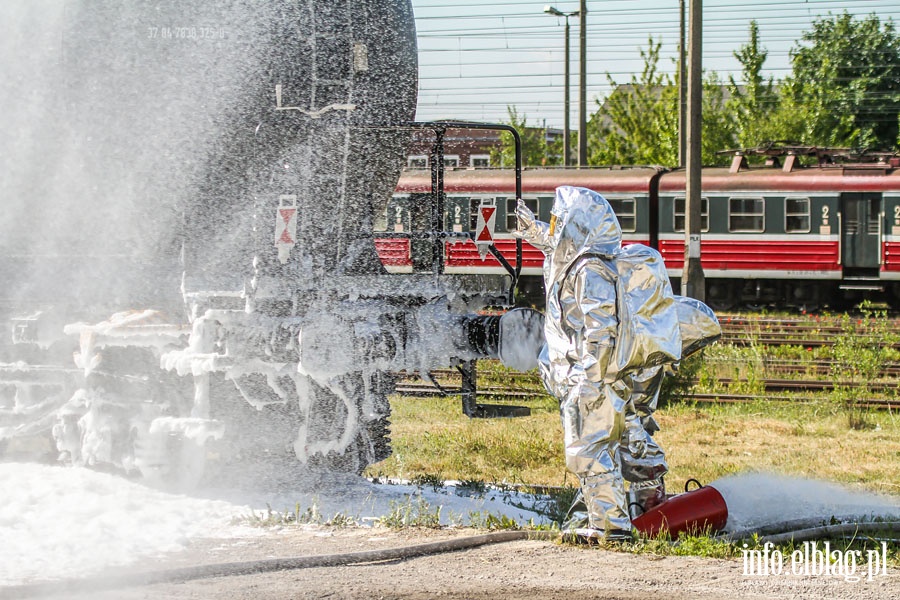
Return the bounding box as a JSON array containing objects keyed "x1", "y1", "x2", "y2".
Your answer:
[
  {"x1": 0, "y1": 463, "x2": 254, "y2": 586},
  {"x1": 711, "y1": 472, "x2": 900, "y2": 532},
  {"x1": 0, "y1": 461, "x2": 551, "y2": 586}
]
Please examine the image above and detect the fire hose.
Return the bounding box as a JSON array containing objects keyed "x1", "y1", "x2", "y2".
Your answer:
[
  {"x1": 5, "y1": 519, "x2": 899, "y2": 598},
  {"x1": 0, "y1": 530, "x2": 558, "y2": 599},
  {"x1": 721, "y1": 518, "x2": 900, "y2": 545}
]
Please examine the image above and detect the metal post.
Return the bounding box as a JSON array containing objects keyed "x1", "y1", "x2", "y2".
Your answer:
[
  {"x1": 678, "y1": 0, "x2": 687, "y2": 168},
  {"x1": 563, "y1": 16, "x2": 571, "y2": 166},
  {"x1": 578, "y1": 1, "x2": 587, "y2": 167},
  {"x1": 430, "y1": 127, "x2": 446, "y2": 275},
  {"x1": 545, "y1": 6, "x2": 580, "y2": 166},
  {"x1": 682, "y1": 0, "x2": 705, "y2": 301},
  {"x1": 459, "y1": 359, "x2": 478, "y2": 417}
]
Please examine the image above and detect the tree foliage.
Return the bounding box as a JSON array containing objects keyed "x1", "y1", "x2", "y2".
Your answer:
[
  {"x1": 587, "y1": 37, "x2": 679, "y2": 166},
  {"x1": 500, "y1": 13, "x2": 900, "y2": 169},
  {"x1": 782, "y1": 12, "x2": 900, "y2": 149},
  {"x1": 587, "y1": 37, "x2": 735, "y2": 167},
  {"x1": 726, "y1": 20, "x2": 779, "y2": 149},
  {"x1": 490, "y1": 106, "x2": 560, "y2": 167},
  {"x1": 700, "y1": 73, "x2": 738, "y2": 165}
]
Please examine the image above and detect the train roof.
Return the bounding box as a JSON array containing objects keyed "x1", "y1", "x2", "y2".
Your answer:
[
  {"x1": 396, "y1": 166, "x2": 663, "y2": 194},
  {"x1": 659, "y1": 165, "x2": 900, "y2": 193},
  {"x1": 396, "y1": 164, "x2": 900, "y2": 195}
]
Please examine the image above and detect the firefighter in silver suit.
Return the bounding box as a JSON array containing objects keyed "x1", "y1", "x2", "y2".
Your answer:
[{"x1": 515, "y1": 185, "x2": 689, "y2": 540}]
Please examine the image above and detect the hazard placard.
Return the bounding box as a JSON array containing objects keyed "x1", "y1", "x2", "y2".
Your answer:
[
  {"x1": 275, "y1": 195, "x2": 297, "y2": 264},
  {"x1": 474, "y1": 200, "x2": 497, "y2": 260},
  {"x1": 474, "y1": 202, "x2": 496, "y2": 243}
]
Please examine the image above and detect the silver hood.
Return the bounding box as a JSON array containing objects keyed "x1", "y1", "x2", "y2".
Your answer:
[{"x1": 545, "y1": 186, "x2": 623, "y2": 288}]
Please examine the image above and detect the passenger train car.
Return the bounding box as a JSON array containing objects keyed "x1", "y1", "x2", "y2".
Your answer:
[{"x1": 379, "y1": 157, "x2": 900, "y2": 309}]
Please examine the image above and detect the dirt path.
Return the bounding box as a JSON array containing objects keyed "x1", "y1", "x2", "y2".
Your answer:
[{"x1": 16, "y1": 526, "x2": 897, "y2": 600}]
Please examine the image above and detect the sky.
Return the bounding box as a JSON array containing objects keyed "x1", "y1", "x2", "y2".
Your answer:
[{"x1": 410, "y1": 0, "x2": 900, "y2": 128}]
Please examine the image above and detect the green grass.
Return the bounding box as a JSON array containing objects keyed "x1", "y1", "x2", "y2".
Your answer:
[
  {"x1": 378, "y1": 495, "x2": 444, "y2": 529},
  {"x1": 363, "y1": 326, "x2": 900, "y2": 564},
  {"x1": 367, "y1": 378, "x2": 900, "y2": 495},
  {"x1": 232, "y1": 501, "x2": 359, "y2": 528},
  {"x1": 654, "y1": 399, "x2": 900, "y2": 494},
  {"x1": 368, "y1": 391, "x2": 569, "y2": 487}
]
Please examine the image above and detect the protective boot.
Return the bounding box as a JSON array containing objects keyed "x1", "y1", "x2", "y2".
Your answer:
[{"x1": 575, "y1": 472, "x2": 631, "y2": 540}]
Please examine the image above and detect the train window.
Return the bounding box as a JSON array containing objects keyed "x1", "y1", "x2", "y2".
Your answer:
[
  {"x1": 407, "y1": 155, "x2": 427, "y2": 168},
  {"x1": 507, "y1": 198, "x2": 539, "y2": 231},
  {"x1": 467, "y1": 198, "x2": 501, "y2": 230},
  {"x1": 785, "y1": 197, "x2": 811, "y2": 233},
  {"x1": 607, "y1": 197, "x2": 636, "y2": 232},
  {"x1": 377, "y1": 195, "x2": 408, "y2": 232},
  {"x1": 470, "y1": 154, "x2": 491, "y2": 168},
  {"x1": 443, "y1": 155, "x2": 460, "y2": 168},
  {"x1": 729, "y1": 197, "x2": 765, "y2": 232},
  {"x1": 673, "y1": 197, "x2": 709, "y2": 232}
]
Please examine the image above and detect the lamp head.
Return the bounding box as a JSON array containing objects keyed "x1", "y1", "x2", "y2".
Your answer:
[{"x1": 543, "y1": 5, "x2": 564, "y2": 17}]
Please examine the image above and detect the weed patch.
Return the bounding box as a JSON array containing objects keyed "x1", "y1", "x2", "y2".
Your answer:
[{"x1": 378, "y1": 494, "x2": 444, "y2": 529}]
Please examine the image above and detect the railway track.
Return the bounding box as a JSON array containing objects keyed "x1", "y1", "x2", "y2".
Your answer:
[
  {"x1": 755, "y1": 359, "x2": 900, "y2": 377},
  {"x1": 394, "y1": 376, "x2": 900, "y2": 410},
  {"x1": 392, "y1": 312, "x2": 900, "y2": 410},
  {"x1": 716, "y1": 313, "x2": 900, "y2": 347}
]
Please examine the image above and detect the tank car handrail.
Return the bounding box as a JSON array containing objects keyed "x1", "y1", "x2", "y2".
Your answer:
[{"x1": 393, "y1": 121, "x2": 523, "y2": 304}]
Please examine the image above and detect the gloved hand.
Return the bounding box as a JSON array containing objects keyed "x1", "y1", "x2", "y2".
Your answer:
[
  {"x1": 515, "y1": 199, "x2": 536, "y2": 232},
  {"x1": 512, "y1": 199, "x2": 553, "y2": 252}
]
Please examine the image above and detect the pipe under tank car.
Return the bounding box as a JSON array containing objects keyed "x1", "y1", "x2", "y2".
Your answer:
[{"x1": 0, "y1": 1, "x2": 539, "y2": 482}]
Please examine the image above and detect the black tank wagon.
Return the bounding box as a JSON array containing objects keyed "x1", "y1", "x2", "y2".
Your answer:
[{"x1": 0, "y1": 1, "x2": 540, "y2": 481}]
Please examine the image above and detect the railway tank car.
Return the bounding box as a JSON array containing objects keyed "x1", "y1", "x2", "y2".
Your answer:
[
  {"x1": 0, "y1": 1, "x2": 539, "y2": 483},
  {"x1": 388, "y1": 152, "x2": 900, "y2": 310}
]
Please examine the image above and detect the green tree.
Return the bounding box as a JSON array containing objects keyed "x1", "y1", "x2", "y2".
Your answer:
[
  {"x1": 587, "y1": 36, "x2": 735, "y2": 166},
  {"x1": 726, "y1": 20, "x2": 779, "y2": 148},
  {"x1": 701, "y1": 73, "x2": 739, "y2": 165},
  {"x1": 490, "y1": 106, "x2": 560, "y2": 167},
  {"x1": 782, "y1": 12, "x2": 900, "y2": 149},
  {"x1": 587, "y1": 37, "x2": 679, "y2": 165}
]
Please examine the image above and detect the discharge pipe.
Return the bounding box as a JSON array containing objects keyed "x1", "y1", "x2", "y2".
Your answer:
[{"x1": 462, "y1": 308, "x2": 544, "y2": 372}]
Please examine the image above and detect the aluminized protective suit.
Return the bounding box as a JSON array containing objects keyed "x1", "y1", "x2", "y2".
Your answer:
[
  {"x1": 620, "y1": 295, "x2": 722, "y2": 513},
  {"x1": 516, "y1": 186, "x2": 719, "y2": 538}
]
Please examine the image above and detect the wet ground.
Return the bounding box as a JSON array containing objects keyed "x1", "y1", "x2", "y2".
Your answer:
[{"x1": 11, "y1": 526, "x2": 898, "y2": 600}]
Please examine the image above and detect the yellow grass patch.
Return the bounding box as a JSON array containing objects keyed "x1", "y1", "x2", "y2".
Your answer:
[{"x1": 368, "y1": 391, "x2": 900, "y2": 496}]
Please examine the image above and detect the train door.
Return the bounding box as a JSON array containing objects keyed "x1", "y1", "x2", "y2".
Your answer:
[{"x1": 841, "y1": 193, "x2": 882, "y2": 273}]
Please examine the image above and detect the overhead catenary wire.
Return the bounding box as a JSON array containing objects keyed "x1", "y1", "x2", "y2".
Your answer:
[{"x1": 410, "y1": 0, "x2": 900, "y2": 126}]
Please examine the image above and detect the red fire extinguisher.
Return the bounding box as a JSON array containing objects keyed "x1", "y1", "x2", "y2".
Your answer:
[{"x1": 632, "y1": 479, "x2": 729, "y2": 538}]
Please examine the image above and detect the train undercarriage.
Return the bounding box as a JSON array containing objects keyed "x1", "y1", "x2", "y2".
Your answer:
[
  {"x1": 701, "y1": 277, "x2": 900, "y2": 312},
  {"x1": 1, "y1": 268, "x2": 540, "y2": 485}
]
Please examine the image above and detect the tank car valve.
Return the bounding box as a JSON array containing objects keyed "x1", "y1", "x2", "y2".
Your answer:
[{"x1": 463, "y1": 308, "x2": 544, "y2": 371}]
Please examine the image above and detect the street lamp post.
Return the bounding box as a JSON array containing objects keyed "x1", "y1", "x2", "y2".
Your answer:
[
  {"x1": 544, "y1": 5, "x2": 580, "y2": 167},
  {"x1": 578, "y1": 1, "x2": 587, "y2": 167}
]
